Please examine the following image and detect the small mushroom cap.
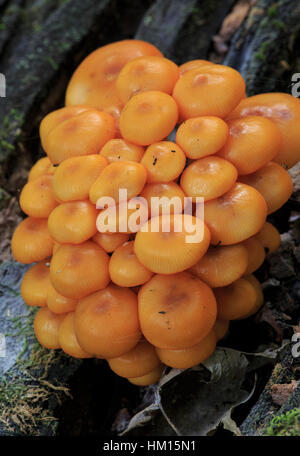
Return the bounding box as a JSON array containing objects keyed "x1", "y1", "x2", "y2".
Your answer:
[
  {"x1": 243, "y1": 274, "x2": 264, "y2": 317},
  {"x1": 254, "y1": 222, "x2": 281, "y2": 254},
  {"x1": 47, "y1": 282, "x2": 77, "y2": 314},
  {"x1": 58, "y1": 312, "x2": 92, "y2": 359},
  {"x1": 141, "y1": 141, "x2": 186, "y2": 183},
  {"x1": 53, "y1": 155, "x2": 108, "y2": 202},
  {"x1": 203, "y1": 182, "x2": 267, "y2": 245},
  {"x1": 214, "y1": 277, "x2": 259, "y2": 320},
  {"x1": 239, "y1": 161, "x2": 293, "y2": 214},
  {"x1": 127, "y1": 364, "x2": 164, "y2": 386},
  {"x1": 217, "y1": 116, "x2": 282, "y2": 175},
  {"x1": 65, "y1": 39, "x2": 163, "y2": 112},
  {"x1": 138, "y1": 272, "x2": 217, "y2": 350},
  {"x1": 100, "y1": 138, "x2": 145, "y2": 163},
  {"x1": 214, "y1": 319, "x2": 230, "y2": 341},
  {"x1": 107, "y1": 339, "x2": 161, "y2": 378},
  {"x1": 156, "y1": 329, "x2": 217, "y2": 369},
  {"x1": 11, "y1": 217, "x2": 54, "y2": 264},
  {"x1": 243, "y1": 237, "x2": 266, "y2": 274},
  {"x1": 189, "y1": 243, "x2": 249, "y2": 288},
  {"x1": 74, "y1": 284, "x2": 141, "y2": 358},
  {"x1": 48, "y1": 200, "x2": 98, "y2": 244},
  {"x1": 116, "y1": 56, "x2": 180, "y2": 104},
  {"x1": 92, "y1": 231, "x2": 130, "y2": 253},
  {"x1": 43, "y1": 109, "x2": 116, "y2": 164},
  {"x1": 176, "y1": 116, "x2": 229, "y2": 159},
  {"x1": 119, "y1": 91, "x2": 178, "y2": 146},
  {"x1": 109, "y1": 241, "x2": 153, "y2": 287},
  {"x1": 89, "y1": 161, "x2": 147, "y2": 205},
  {"x1": 134, "y1": 214, "x2": 211, "y2": 274},
  {"x1": 180, "y1": 156, "x2": 238, "y2": 201},
  {"x1": 96, "y1": 199, "x2": 149, "y2": 235},
  {"x1": 34, "y1": 307, "x2": 65, "y2": 349},
  {"x1": 179, "y1": 59, "x2": 214, "y2": 76},
  {"x1": 28, "y1": 156, "x2": 55, "y2": 182},
  {"x1": 20, "y1": 175, "x2": 58, "y2": 218},
  {"x1": 20, "y1": 260, "x2": 51, "y2": 307},
  {"x1": 50, "y1": 241, "x2": 110, "y2": 299},
  {"x1": 227, "y1": 92, "x2": 300, "y2": 169},
  {"x1": 172, "y1": 64, "x2": 245, "y2": 120},
  {"x1": 140, "y1": 181, "x2": 186, "y2": 217}
]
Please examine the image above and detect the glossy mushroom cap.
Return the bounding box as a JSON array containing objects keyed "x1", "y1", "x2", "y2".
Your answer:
[
  {"x1": 20, "y1": 175, "x2": 58, "y2": 218},
  {"x1": 20, "y1": 260, "x2": 51, "y2": 307},
  {"x1": 100, "y1": 139, "x2": 145, "y2": 163},
  {"x1": 140, "y1": 182, "x2": 186, "y2": 217},
  {"x1": 58, "y1": 312, "x2": 92, "y2": 358},
  {"x1": 92, "y1": 231, "x2": 130, "y2": 253},
  {"x1": 243, "y1": 237, "x2": 266, "y2": 274},
  {"x1": 138, "y1": 272, "x2": 217, "y2": 349},
  {"x1": 214, "y1": 320, "x2": 230, "y2": 340},
  {"x1": 74, "y1": 284, "x2": 141, "y2": 358},
  {"x1": 179, "y1": 59, "x2": 214, "y2": 76},
  {"x1": 254, "y1": 222, "x2": 281, "y2": 254},
  {"x1": 128, "y1": 364, "x2": 164, "y2": 386},
  {"x1": 47, "y1": 282, "x2": 77, "y2": 314},
  {"x1": 34, "y1": 307, "x2": 65, "y2": 349},
  {"x1": 28, "y1": 156, "x2": 55, "y2": 182}
]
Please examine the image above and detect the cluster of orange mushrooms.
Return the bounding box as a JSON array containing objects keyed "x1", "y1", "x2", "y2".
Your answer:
[{"x1": 11, "y1": 39, "x2": 300, "y2": 386}]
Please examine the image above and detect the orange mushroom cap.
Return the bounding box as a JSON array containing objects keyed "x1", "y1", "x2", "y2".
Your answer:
[
  {"x1": 203, "y1": 182, "x2": 267, "y2": 245},
  {"x1": 107, "y1": 339, "x2": 161, "y2": 378},
  {"x1": 100, "y1": 138, "x2": 145, "y2": 163},
  {"x1": 53, "y1": 155, "x2": 108, "y2": 202},
  {"x1": 20, "y1": 260, "x2": 51, "y2": 307},
  {"x1": 65, "y1": 39, "x2": 163, "y2": 112},
  {"x1": 176, "y1": 116, "x2": 229, "y2": 159},
  {"x1": 189, "y1": 243, "x2": 249, "y2": 288},
  {"x1": 180, "y1": 156, "x2": 238, "y2": 201},
  {"x1": 217, "y1": 116, "x2": 282, "y2": 175},
  {"x1": 119, "y1": 90, "x2": 178, "y2": 146},
  {"x1": 179, "y1": 59, "x2": 214, "y2": 76},
  {"x1": 128, "y1": 364, "x2": 164, "y2": 386},
  {"x1": 47, "y1": 281, "x2": 77, "y2": 314},
  {"x1": 48, "y1": 200, "x2": 98, "y2": 244},
  {"x1": 140, "y1": 181, "x2": 186, "y2": 217},
  {"x1": 92, "y1": 231, "x2": 130, "y2": 253},
  {"x1": 11, "y1": 217, "x2": 54, "y2": 264},
  {"x1": 134, "y1": 214, "x2": 211, "y2": 274},
  {"x1": 50, "y1": 241, "x2": 110, "y2": 299},
  {"x1": 243, "y1": 237, "x2": 266, "y2": 274},
  {"x1": 214, "y1": 319, "x2": 230, "y2": 341},
  {"x1": 156, "y1": 329, "x2": 217, "y2": 369},
  {"x1": 138, "y1": 272, "x2": 217, "y2": 349},
  {"x1": 20, "y1": 174, "x2": 58, "y2": 218},
  {"x1": 243, "y1": 274, "x2": 264, "y2": 317},
  {"x1": 116, "y1": 55, "x2": 179, "y2": 104},
  {"x1": 28, "y1": 156, "x2": 55, "y2": 182},
  {"x1": 254, "y1": 222, "x2": 281, "y2": 254},
  {"x1": 140, "y1": 141, "x2": 186, "y2": 183},
  {"x1": 58, "y1": 312, "x2": 92, "y2": 359},
  {"x1": 109, "y1": 241, "x2": 153, "y2": 287},
  {"x1": 227, "y1": 92, "x2": 300, "y2": 169},
  {"x1": 34, "y1": 307, "x2": 65, "y2": 349},
  {"x1": 172, "y1": 64, "x2": 245, "y2": 120},
  {"x1": 239, "y1": 161, "x2": 293, "y2": 214},
  {"x1": 74, "y1": 284, "x2": 141, "y2": 358}
]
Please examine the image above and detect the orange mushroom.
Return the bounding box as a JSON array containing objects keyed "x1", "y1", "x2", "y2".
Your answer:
[
  {"x1": 128, "y1": 364, "x2": 164, "y2": 386},
  {"x1": 89, "y1": 161, "x2": 147, "y2": 205},
  {"x1": 180, "y1": 156, "x2": 238, "y2": 201},
  {"x1": 140, "y1": 141, "x2": 186, "y2": 183},
  {"x1": 116, "y1": 56, "x2": 179, "y2": 103},
  {"x1": 47, "y1": 282, "x2": 77, "y2": 314},
  {"x1": 11, "y1": 217, "x2": 54, "y2": 264},
  {"x1": 217, "y1": 116, "x2": 282, "y2": 175},
  {"x1": 227, "y1": 92, "x2": 300, "y2": 169},
  {"x1": 58, "y1": 312, "x2": 92, "y2": 358},
  {"x1": 65, "y1": 40, "x2": 163, "y2": 112},
  {"x1": 156, "y1": 329, "x2": 217, "y2": 369},
  {"x1": 28, "y1": 156, "x2": 55, "y2": 182},
  {"x1": 34, "y1": 307, "x2": 65, "y2": 349},
  {"x1": 203, "y1": 182, "x2": 267, "y2": 245},
  {"x1": 74, "y1": 284, "x2": 141, "y2": 358},
  {"x1": 239, "y1": 162, "x2": 293, "y2": 214},
  {"x1": 48, "y1": 201, "x2": 98, "y2": 244},
  {"x1": 50, "y1": 241, "x2": 110, "y2": 299},
  {"x1": 53, "y1": 155, "x2": 108, "y2": 202},
  {"x1": 140, "y1": 181, "x2": 186, "y2": 217},
  {"x1": 42, "y1": 108, "x2": 116, "y2": 164},
  {"x1": 172, "y1": 64, "x2": 245, "y2": 120},
  {"x1": 179, "y1": 59, "x2": 214, "y2": 76},
  {"x1": 189, "y1": 243, "x2": 249, "y2": 288},
  {"x1": 176, "y1": 116, "x2": 229, "y2": 159},
  {"x1": 243, "y1": 274, "x2": 264, "y2": 317},
  {"x1": 107, "y1": 339, "x2": 161, "y2": 378},
  {"x1": 20, "y1": 260, "x2": 51, "y2": 307},
  {"x1": 109, "y1": 241, "x2": 153, "y2": 287},
  {"x1": 243, "y1": 237, "x2": 266, "y2": 274},
  {"x1": 138, "y1": 272, "x2": 217, "y2": 349},
  {"x1": 119, "y1": 90, "x2": 178, "y2": 146},
  {"x1": 92, "y1": 231, "x2": 130, "y2": 253},
  {"x1": 100, "y1": 138, "x2": 145, "y2": 163},
  {"x1": 134, "y1": 214, "x2": 211, "y2": 274},
  {"x1": 214, "y1": 319, "x2": 230, "y2": 341},
  {"x1": 20, "y1": 175, "x2": 58, "y2": 218},
  {"x1": 254, "y1": 221, "x2": 281, "y2": 254}
]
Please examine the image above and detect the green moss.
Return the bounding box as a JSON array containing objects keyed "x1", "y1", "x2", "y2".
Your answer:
[
  {"x1": 254, "y1": 40, "x2": 271, "y2": 61},
  {"x1": 0, "y1": 108, "x2": 24, "y2": 160},
  {"x1": 268, "y1": 4, "x2": 278, "y2": 18},
  {"x1": 265, "y1": 409, "x2": 300, "y2": 436}
]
